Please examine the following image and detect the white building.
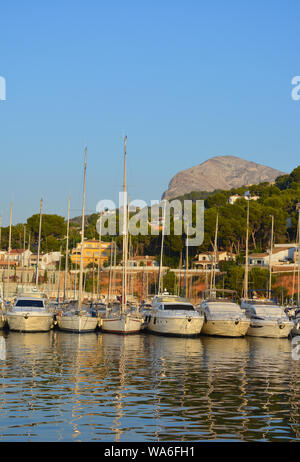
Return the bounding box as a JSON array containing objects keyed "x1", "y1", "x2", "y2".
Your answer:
[
  {"x1": 30, "y1": 251, "x2": 62, "y2": 270},
  {"x1": 249, "y1": 246, "x2": 297, "y2": 267},
  {"x1": 228, "y1": 192, "x2": 260, "y2": 205},
  {"x1": 193, "y1": 251, "x2": 236, "y2": 270}
]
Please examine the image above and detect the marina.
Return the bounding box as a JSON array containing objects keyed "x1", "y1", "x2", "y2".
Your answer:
[{"x1": 1, "y1": 1, "x2": 300, "y2": 445}]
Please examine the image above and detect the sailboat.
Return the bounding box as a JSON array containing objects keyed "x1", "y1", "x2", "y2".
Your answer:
[
  {"x1": 101, "y1": 136, "x2": 143, "y2": 334},
  {"x1": 241, "y1": 213, "x2": 293, "y2": 338},
  {"x1": 56, "y1": 148, "x2": 98, "y2": 333},
  {"x1": 197, "y1": 212, "x2": 250, "y2": 337}
]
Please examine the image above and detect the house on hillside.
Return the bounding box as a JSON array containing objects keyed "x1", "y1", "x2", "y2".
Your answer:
[
  {"x1": 127, "y1": 255, "x2": 159, "y2": 268},
  {"x1": 228, "y1": 192, "x2": 260, "y2": 205},
  {"x1": 248, "y1": 246, "x2": 297, "y2": 267},
  {"x1": 70, "y1": 239, "x2": 113, "y2": 268},
  {"x1": 193, "y1": 251, "x2": 236, "y2": 270}
]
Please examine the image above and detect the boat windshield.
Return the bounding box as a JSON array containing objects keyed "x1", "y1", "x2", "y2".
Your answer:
[
  {"x1": 251, "y1": 306, "x2": 284, "y2": 318},
  {"x1": 163, "y1": 304, "x2": 195, "y2": 311},
  {"x1": 16, "y1": 300, "x2": 44, "y2": 308}
]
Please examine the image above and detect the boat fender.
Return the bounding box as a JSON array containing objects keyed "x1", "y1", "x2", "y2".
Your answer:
[{"x1": 204, "y1": 313, "x2": 207, "y2": 324}]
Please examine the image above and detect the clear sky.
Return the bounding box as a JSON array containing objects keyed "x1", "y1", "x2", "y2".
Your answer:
[{"x1": 0, "y1": 0, "x2": 300, "y2": 225}]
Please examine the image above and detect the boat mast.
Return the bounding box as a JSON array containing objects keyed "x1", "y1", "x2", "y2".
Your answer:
[
  {"x1": 297, "y1": 203, "x2": 300, "y2": 306},
  {"x1": 97, "y1": 214, "x2": 102, "y2": 300},
  {"x1": 183, "y1": 222, "x2": 189, "y2": 298},
  {"x1": 158, "y1": 200, "x2": 166, "y2": 295},
  {"x1": 78, "y1": 147, "x2": 87, "y2": 313},
  {"x1": 6, "y1": 202, "x2": 13, "y2": 299},
  {"x1": 57, "y1": 246, "x2": 62, "y2": 305},
  {"x1": 210, "y1": 213, "x2": 218, "y2": 291},
  {"x1": 108, "y1": 239, "x2": 113, "y2": 303},
  {"x1": 35, "y1": 198, "x2": 43, "y2": 287},
  {"x1": 63, "y1": 197, "x2": 70, "y2": 301},
  {"x1": 243, "y1": 201, "x2": 250, "y2": 299},
  {"x1": 268, "y1": 215, "x2": 274, "y2": 300},
  {"x1": 122, "y1": 136, "x2": 128, "y2": 314}
]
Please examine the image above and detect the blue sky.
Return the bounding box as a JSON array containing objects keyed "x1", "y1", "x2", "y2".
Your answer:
[{"x1": 0, "y1": 0, "x2": 300, "y2": 225}]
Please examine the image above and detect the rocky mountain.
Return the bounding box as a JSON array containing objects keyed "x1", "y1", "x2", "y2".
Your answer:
[{"x1": 162, "y1": 155, "x2": 285, "y2": 200}]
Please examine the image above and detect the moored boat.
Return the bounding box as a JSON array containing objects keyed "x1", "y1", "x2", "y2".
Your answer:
[
  {"x1": 56, "y1": 305, "x2": 98, "y2": 332},
  {"x1": 6, "y1": 296, "x2": 53, "y2": 332},
  {"x1": 145, "y1": 293, "x2": 204, "y2": 337},
  {"x1": 198, "y1": 289, "x2": 250, "y2": 337},
  {"x1": 241, "y1": 298, "x2": 294, "y2": 338}
]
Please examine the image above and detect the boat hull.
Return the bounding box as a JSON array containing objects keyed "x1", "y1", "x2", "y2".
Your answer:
[
  {"x1": 101, "y1": 314, "x2": 143, "y2": 334},
  {"x1": 6, "y1": 313, "x2": 53, "y2": 332},
  {"x1": 57, "y1": 315, "x2": 98, "y2": 333},
  {"x1": 247, "y1": 320, "x2": 294, "y2": 338},
  {"x1": 201, "y1": 319, "x2": 250, "y2": 337},
  {"x1": 147, "y1": 315, "x2": 203, "y2": 337}
]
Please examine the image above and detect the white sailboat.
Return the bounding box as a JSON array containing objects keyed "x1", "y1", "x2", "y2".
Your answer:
[
  {"x1": 198, "y1": 213, "x2": 250, "y2": 337},
  {"x1": 57, "y1": 148, "x2": 98, "y2": 333},
  {"x1": 241, "y1": 214, "x2": 293, "y2": 337},
  {"x1": 101, "y1": 136, "x2": 143, "y2": 334}
]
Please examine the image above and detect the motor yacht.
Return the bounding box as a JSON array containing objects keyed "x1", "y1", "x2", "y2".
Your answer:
[
  {"x1": 6, "y1": 295, "x2": 53, "y2": 332},
  {"x1": 198, "y1": 289, "x2": 250, "y2": 337},
  {"x1": 241, "y1": 298, "x2": 294, "y2": 338},
  {"x1": 145, "y1": 293, "x2": 204, "y2": 337}
]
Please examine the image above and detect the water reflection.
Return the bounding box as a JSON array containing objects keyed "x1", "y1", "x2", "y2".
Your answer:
[{"x1": 0, "y1": 330, "x2": 298, "y2": 441}]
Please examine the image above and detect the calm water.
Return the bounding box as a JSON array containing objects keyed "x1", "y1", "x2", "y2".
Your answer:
[{"x1": 0, "y1": 330, "x2": 298, "y2": 442}]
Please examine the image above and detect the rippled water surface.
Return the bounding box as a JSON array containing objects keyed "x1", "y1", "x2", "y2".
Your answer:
[{"x1": 0, "y1": 330, "x2": 299, "y2": 442}]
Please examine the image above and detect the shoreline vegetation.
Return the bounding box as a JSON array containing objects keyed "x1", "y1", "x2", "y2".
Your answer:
[{"x1": 1, "y1": 166, "x2": 300, "y2": 302}]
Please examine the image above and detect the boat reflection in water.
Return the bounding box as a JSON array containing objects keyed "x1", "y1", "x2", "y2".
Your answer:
[{"x1": 0, "y1": 331, "x2": 299, "y2": 441}]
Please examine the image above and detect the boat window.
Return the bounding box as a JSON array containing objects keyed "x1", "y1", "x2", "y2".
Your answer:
[
  {"x1": 16, "y1": 300, "x2": 44, "y2": 308},
  {"x1": 163, "y1": 304, "x2": 195, "y2": 311}
]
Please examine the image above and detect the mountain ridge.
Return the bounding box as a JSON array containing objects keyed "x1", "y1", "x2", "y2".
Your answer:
[{"x1": 162, "y1": 155, "x2": 286, "y2": 200}]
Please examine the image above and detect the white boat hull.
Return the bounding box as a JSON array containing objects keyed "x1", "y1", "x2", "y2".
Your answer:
[
  {"x1": 291, "y1": 318, "x2": 300, "y2": 336},
  {"x1": 147, "y1": 315, "x2": 204, "y2": 337},
  {"x1": 101, "y1": 313, "x2": 143, "y2": 334},
  {"x1": 247, "y1": 320, "x2": 294, "y2": 338},
  {"x1": 7, "y1": 313, "x2": 53, "y2": 332},
  {"x1": 57, "y1": 314, "x2": 98, "y2": 333},
  {"x1": 201, "y1": 319, "x2": 250, "y2": 337}
]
